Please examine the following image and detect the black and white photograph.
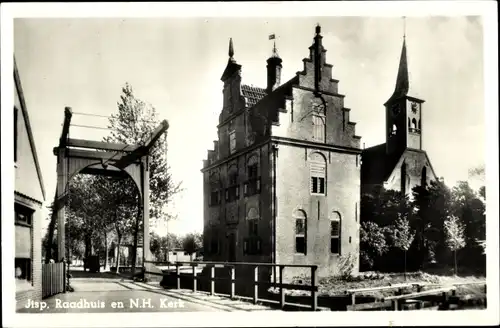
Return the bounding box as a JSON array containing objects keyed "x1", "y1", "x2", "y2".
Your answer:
[{"x1": 1, "y1": 1, "x2": 498, "y2": 327}]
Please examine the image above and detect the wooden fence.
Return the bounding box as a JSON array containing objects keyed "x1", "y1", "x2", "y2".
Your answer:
[
  {"x1": 42, "y1": 262, "x2": 66, "y2": 299},
  {"x1": 346, "y1": 281, "x2": 486, "y2": 311},
  {"x1": 145, "y1": 260, "x2": 319, "y2": 311}
]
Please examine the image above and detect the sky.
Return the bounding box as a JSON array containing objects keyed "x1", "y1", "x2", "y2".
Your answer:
[{"x1": 13, "y1": 15, "x2": 486, "y2": 237}]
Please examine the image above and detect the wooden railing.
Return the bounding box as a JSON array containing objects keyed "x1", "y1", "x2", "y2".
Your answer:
[
  {"x1": 346, "y1": 281, "x2": 486, "y2": 311},
  {"x1": 145, "y1": 260, "x2": 319, "y2": 311},
  {"x1": 42, "y1": 262, "x2": 66, "y2": 299}
]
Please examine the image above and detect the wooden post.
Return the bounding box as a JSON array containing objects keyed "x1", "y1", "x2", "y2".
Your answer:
[
  {"x1": 279, "y1": 265, "x2": 285, "y2": 309},
  {"x1": 63, "y1": 260, "x2": 66, "y2": 293},
  {"x1": 210, "y1": 266, "x2": 215, "y2": 295},
  {"x1": 441, "y1": 291, "x2": 449, "y2": 310},
  {"x1": 142, "y1": 157, "x2": 152, "y2": 276},
  {"x1": 230, "y1": 266, "x2": 235, "y2": 299},
  {"x1": 392, "y1": 300, "x2": 399, "y2": 311},
  {"x1": 176, "y1": 263, "x2": 180, "y2": 289},
  {"x1": 351, "y1": 293, "x2": 356, "y2": 305},
  {"x1": 311, "y1": 266, "x2": 318, "y2": 311},
  {"x1": 192, "y1": 265, "x2": 197, "y2": 292},
  {"x1": 253, "y1": 266, "x2": 259, "y2": 304}
]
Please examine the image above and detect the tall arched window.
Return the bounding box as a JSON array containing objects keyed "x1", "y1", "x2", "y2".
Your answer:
[
  {"x1": 244, "y1": 207, "x2": 261, "y2": 255},
  {"x1": 294, "y1": 209, "x2": 307, "y2": 254},
  {"x1": 391, "y1": 124, "x2": 397, "y2": 135},
  {"x1": 245, "y1": 155, "x2": 260, "y2": 196},
  {"x1": 310, "y1": 153, "x2": 326, "y2": 195},
  {"x1": 226, "y1": 164, "x2": 239, "y2": 202},
  {"x1": 209, "y1": 171, "x2": 221, "y2": 206},
  {"x1": 411, "y1": 118, "x2": 417, "y2": 130},
  {"x1": 312, "y1": 103, "x2": 326, "y2": 142},
  {"x1": 421, "y1": 166, "x2": 427, "y2": 187},
  {"x1": 330, "y1": 211, "x2": 341, "y2": 254}
]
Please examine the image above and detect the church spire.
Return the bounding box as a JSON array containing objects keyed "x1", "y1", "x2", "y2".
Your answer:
[{"x1": 384, "y1": 37, "x2": 410, "y2": 105}]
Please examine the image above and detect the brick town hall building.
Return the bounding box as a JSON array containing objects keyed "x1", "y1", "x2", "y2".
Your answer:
[{"x1": 202, "y1": 25, "x2": 436, "y2": 279}]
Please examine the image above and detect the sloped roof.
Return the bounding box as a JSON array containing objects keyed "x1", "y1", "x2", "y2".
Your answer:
[
  {"x1": 14, "y1": 58, "x2": 46, "y2": 201},
  {"x1": 361, "y1": 143, "x2": 403, "y2": 186},
  {"x1": 241, "y1": 85, "x2": 267, "y2": 108}
]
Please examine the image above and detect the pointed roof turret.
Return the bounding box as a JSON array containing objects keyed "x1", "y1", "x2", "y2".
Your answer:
[
  {"x1": 221, "y1": 37, "x2": 242, "y2": 81},
  {"x1": 385, "y1": 37, "x2": 410, "y2": 105}
]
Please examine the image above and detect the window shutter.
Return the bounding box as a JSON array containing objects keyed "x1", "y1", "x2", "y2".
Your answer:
[
  {"x1": 244, "y1": 183, "x2": 248, "y2": 195},
  {"x1": 236, "y1": 186, "x2": 240, "y2": 198}
]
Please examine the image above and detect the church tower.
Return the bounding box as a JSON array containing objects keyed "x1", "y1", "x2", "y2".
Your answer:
[{"x1": 384, "y1": 37, "x2": 425, "y2": 155}]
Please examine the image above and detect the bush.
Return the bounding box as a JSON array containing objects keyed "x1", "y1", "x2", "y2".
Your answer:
[{"x1": 338, "y1": 252, "x2": 357, "y2": 280}]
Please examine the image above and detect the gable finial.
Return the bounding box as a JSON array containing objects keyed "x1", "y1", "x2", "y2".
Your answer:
[
  {"x1": 228, "y1": 38, "x2": 234, "y2": 59},
  {"x1": 403, "y1": 16, "x2": 406, "y2": 39},
  {"x1": 315, "y1": 23, "x2": 321, "y2": 35}
]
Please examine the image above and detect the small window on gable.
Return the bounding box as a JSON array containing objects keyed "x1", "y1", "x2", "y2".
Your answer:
[
  {"x1": 330, "y1": 211, "x2": 341, "y2": 254},
  {"x1": 310, "y1": 153, "x2": 326, "y2": 195},
  {"x1": 294, "y1": 209, "x2": 307, "y2": 254},
  {"x1": 411, "y1": 118, "x2": 417, "y2": 129},
  {"x1": 312, "y1": 103, "x2": 326, "y2": 143}
]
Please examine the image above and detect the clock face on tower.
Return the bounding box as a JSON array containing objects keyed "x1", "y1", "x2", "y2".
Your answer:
[
  {"x1": 411, "y1": 102, "x2": 418, "y2": 113},
  {"x1": 391, "y1": 104, "x2": 401, "y2": 117}
]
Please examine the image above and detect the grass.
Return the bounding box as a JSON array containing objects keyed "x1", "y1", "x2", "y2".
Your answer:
[{"x1": 270, "y1": 271, "x2": 486, "y2": 299}]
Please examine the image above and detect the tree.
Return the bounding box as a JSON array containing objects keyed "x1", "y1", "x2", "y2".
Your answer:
[
  {"x1": 360, "y1": 221, "x2": 389, "y2": 270},
  {"x1": 182, "y1": 233, "x2": 203, "y2": 256},
  {"x1": 391, "y1": 216, "x2": 415, "y2": 279},
  {"x1": 411, "y1": 179, "x2": 452, "y2": 269},
  {"x1": 104, "y1": 83, "x2": 182, "y2": 273},
  {"x1": 444, "y1": 215, "x2": 466, "y2": 275},
  {"x1": 360, "y1": 186, "x2": 412, "y2": 271}
]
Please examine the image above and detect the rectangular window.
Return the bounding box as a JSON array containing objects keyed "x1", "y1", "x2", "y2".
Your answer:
[
  {"x1": 210, "y1": 190, "x2": 220, "y2": 206},
  {"x1": 243, "y1": 237, "x2": 261, "y2": 255},
  {"x1": 15, "y1": 204, "x2": 33, "y2": 226},
  {"x1": 15, "y1": 258, "x2": 31, "y2": 281},
  {"x1": 330, "y1": 220, "x2": 340, "y2": 254},
  {"x1": 245, "y1": 164, "x2": 261, "y2": 197},
  {"x1": 14, "y1": 107, "x2": 18, "y2": 162},
  {"x1": 229, "y1": 130, "x2": 236, "y2": 154},
  {"x1": 248, "y1": 220, "x2": 258, "y2": 236},
  {"x1": 227, "y1": 173, "x2": 239, "y2": 202},
  {"x1": 313, "y1": 115, "x2": 325, "y2": 143},
  {"x1": 295, "y1": 218, "x2": 306, "y2": 254},
  {"x1": 311, "y1": 177, "x2": 325, "y2": 194}
]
